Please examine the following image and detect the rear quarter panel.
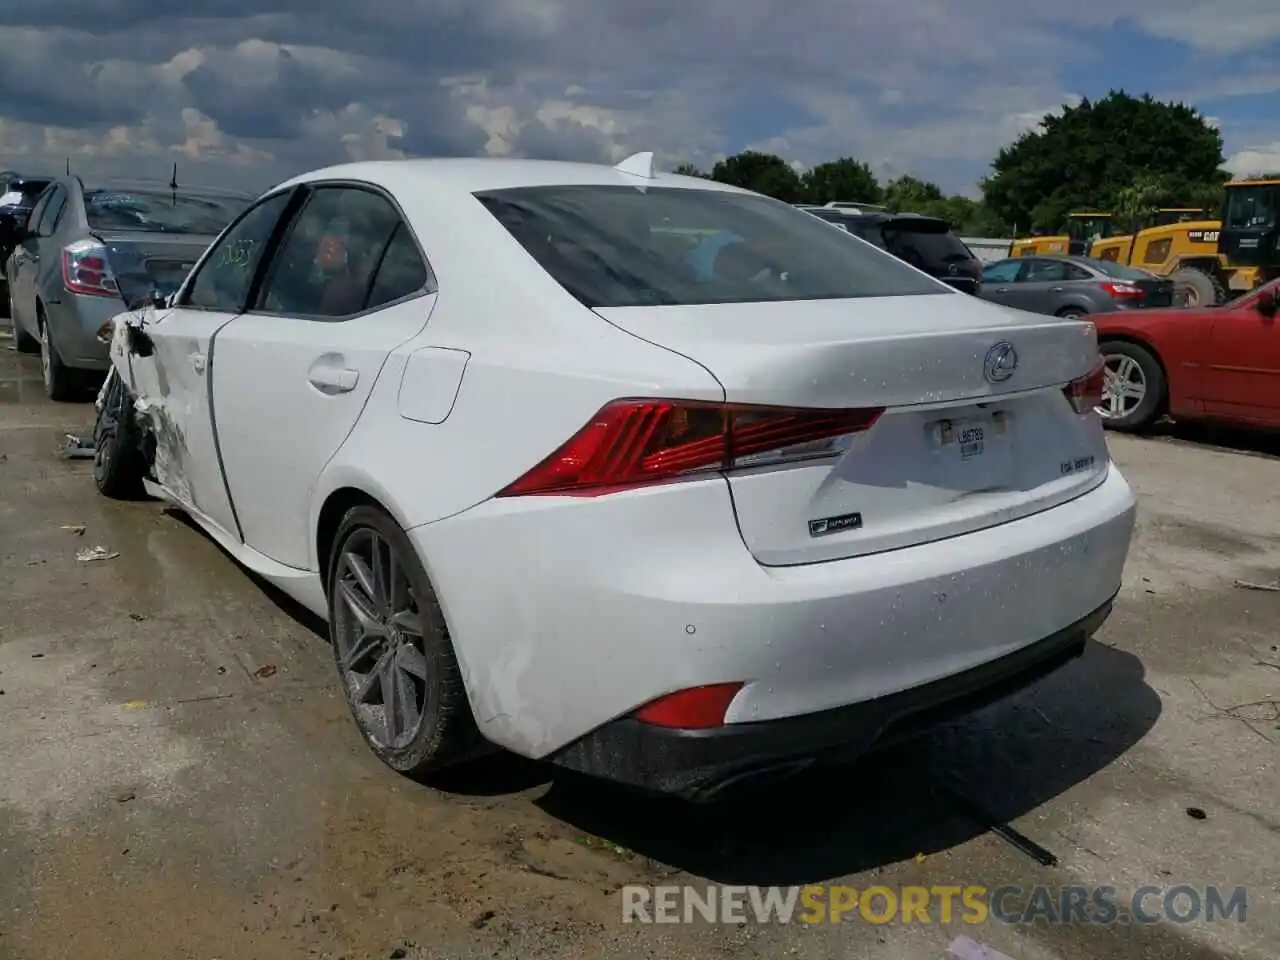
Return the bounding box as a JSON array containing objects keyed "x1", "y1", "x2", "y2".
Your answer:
[{"x1": 1093, "y1": 310, "x2": 1214, "y2": 416}]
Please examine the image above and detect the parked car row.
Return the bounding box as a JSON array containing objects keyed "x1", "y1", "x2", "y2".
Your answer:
[
  {"x1": 2, "y1": 174, "x2": 252, "y2": 399},
  {"x1": 0, "y1": 171, "x2": 53, "y2": 311}
]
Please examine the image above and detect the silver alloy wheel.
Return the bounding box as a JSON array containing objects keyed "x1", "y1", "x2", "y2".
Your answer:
[
  {"x1": 1098, "y1": 353, "x2": 1146, "y2": 419},
  {"x1": 332, "y1": 527, "x2": 429, "y2": 750}
]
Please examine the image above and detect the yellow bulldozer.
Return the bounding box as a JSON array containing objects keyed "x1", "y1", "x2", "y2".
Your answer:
[
  {"x1": 1092, "y1": 181, "x2": 1278, "y2": 306},
  {"x1": 1006, "y1": 181, "x2": 1279, "y2": 305},
  {"x1": 1008, "y1": 212, "x2": 1117, "y2": 257}
]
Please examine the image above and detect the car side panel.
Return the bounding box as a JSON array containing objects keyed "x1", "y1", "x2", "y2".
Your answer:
[
  {"x1": 1093, "y1": 311, "x2": 1216, "y2": 417},
  {"x1": 311, "y1": 291, "x2": 725, "y2": 569}
]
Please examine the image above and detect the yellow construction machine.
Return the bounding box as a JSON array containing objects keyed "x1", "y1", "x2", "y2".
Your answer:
[
  {"x1": 1008, "y1": 212, "x2": 1116, "y2": 257},
  {"x1": 1090, "y1": 182, "x2": 1279, "y2": 306}
]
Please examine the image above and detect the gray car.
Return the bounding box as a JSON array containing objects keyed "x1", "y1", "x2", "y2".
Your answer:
[
  {"x1": 3, "y1": 177, "x2": 251, "y2": 400},
  {"x1": 979, "y1": 254, "x2": 1174, "y2": 318}
]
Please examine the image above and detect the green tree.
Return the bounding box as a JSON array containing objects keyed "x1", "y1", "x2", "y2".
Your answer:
[
  {"x1": 709, "y1": 151, "x2": 803, "y2": 202},
  {"x1": 982, "y1": 90, "x2": 1225, "y2": 232},
  {"x1": 672, "y1": 163, "x2": 708, "y2": 178},
  {"x1": 800, "y1": 157, "x2": 881, "y2": 205},
  {"x1": 882, "y1": 175, "x2": 945, "y2": 212}
]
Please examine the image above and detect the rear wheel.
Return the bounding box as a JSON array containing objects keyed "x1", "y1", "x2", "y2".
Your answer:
[
  {"x1": 1097, "y1": 340, "x2": 1165, "y2": 430},
  {"x1": 1172, "y1": 267, "x2": 1225, "y2": 308},
  {"x1": 38, "y1": 309, "x2": 82, "y2": 402},
  {"x1": 327, "y1": 506, "x2": 480, "y2": 778},
  {"x1": 1056, "y1": 306, "x2": 1088, "y2": 319}
]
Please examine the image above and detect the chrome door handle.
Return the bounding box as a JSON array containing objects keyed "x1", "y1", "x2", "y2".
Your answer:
[
  {"x1": 1050, "y1": 286, "x2": 1064, "y2": 292},
  {"x1": 308, "y1": 365, "x2": 359, "y2": 393}
]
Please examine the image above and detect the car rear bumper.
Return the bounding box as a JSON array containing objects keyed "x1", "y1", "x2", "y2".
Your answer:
[
  {"x1": 549, "y1": 598, "x2": 1111, "y2": 800},
  {"x1": 45, "y1": 293, "x2": 122, "y2": 369},
  {"x1": 413, "y1": 462, "x2": 1136, "y2": 776}
]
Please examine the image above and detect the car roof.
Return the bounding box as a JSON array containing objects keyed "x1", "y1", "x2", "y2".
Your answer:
[{"x1": 275, "y1": 157, "x2": 756, "y2": 198}]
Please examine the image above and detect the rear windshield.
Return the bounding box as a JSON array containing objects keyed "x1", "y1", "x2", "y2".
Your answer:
[
  {"x1": 882, "y1": 224, "x2": 973, "y2": 265},
  {"x1": 83, "y1": 189, "x2": 250, "y2": 235},
  {"x1": 1082, "y1": 258, "x2": 1155, "y2": 281},
  {"x1": 475, "y1": 185, "x2": 947, "y2": 308}
]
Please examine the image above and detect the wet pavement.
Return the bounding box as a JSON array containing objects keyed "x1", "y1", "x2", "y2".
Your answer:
[{"x1": 1, "y1": 327, "x2": 1277, "y2": 960}]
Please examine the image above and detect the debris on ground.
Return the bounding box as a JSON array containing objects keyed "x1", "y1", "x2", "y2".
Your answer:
[
  {"x1": 75, "y1": 545, "x2": 119, "y2": 562},
  {"x1": 1186, "y1": 807, "x2": 1208, "y2": 820},
  {"x1": 61, "y1": 524, "x2": 86, "y2": 536},
  {"x1": 1233, "y1": 578, "x2": 1280, "y2": 592},
  {"x1": 948, "y1": 936, "x2": 1015, "y2": 960},
  {"x1": 253, "y1": 664, "x2": 278, "y2": 679},
  {"x1": 58, "y1": 433, "x2": 95, "y2": 459}
]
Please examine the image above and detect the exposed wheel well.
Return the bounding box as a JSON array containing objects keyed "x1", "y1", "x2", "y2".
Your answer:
[
  {"x1": 1096, "y1": 334, "x2": 1170, "y2": 414},
  {"x1": 316, "y1": 487, "x2": 389, "y2": 592}
]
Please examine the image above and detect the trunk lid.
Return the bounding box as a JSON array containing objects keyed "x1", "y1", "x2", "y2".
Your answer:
[
  {"x1": 1133, "y1": 276, "x2": 1175, "y2": 308},
  {"x1": 94, "y1": 231, "x2": 215, "y2": 305},
  {"x1": 596, "y1": 295, "x2": 1109, "y2": 566}
]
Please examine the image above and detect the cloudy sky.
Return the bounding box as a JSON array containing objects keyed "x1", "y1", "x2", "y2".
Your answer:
[{"x1": 1, "y1": 1, "x2": 1278, "y2": 197}]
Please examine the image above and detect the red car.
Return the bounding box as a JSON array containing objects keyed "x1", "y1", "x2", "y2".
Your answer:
[{"x1": 1094, "y1": 278, "x2": 1280, "y2": 430}]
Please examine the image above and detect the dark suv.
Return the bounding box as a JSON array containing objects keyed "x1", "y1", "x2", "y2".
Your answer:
[
  {"x1": 0, "y1": 172, "x2": 53, "y2": 315},
  {"x1": 804, "y1": 208, "x2": 983, "y2": 295}
]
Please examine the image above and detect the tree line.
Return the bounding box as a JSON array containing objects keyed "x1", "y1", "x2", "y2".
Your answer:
[{"x1": 675, "y1": 91, "x2": 1273, "y2": 237}]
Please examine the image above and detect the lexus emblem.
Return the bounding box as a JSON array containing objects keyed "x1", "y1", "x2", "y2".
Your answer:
[
  {"x1": 983, "y1": 341, "x2": 1017, "y2": 383},
  {"x1": 948, "y1": 264, "x2": 958, "y2": 276}
]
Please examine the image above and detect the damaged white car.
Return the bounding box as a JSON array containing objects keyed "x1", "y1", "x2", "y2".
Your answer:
[{"x1": 92, "y1": 154, "x2": 1136, "y2": 800}]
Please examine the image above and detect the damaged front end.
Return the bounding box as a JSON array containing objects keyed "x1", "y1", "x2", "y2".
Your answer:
[{"x1": 90, "y1": 311, "x2": 158, "y2": 499}]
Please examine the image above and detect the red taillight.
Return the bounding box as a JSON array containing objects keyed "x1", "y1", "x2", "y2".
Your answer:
[
  {"x1": 1100, "y1": 281, "x2": 1143, "y2": 301},
  {"x1": 62, "y1": 239, "x2": 119, "y2": 298},
  {"x1": 1064, "y1": 360, "x2": 1105, "y2": 414},
  {"x1": 496, "y1": 399, "x2": 884, "y2": 497},
  {"x1": 632, "y1": 683, "x2": 745, "y2": 729}
]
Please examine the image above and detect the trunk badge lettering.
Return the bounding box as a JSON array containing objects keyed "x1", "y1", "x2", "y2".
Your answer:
[
  {"x1": 809, "y1": 512, "x2": 863, "y2": 537},
  {"x1": 983, "y1": 341, "x2": 1017, "y2": 383}
]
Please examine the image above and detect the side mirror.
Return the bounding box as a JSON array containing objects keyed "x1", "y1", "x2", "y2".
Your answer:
[{"x1": 1258, "y1": 291, "x2": 1279, "y2": 319}]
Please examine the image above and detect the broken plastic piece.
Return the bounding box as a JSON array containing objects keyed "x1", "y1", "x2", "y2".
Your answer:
[
  {"x1": 614, "y1": 151, "x2": 656, "y2": 179},
  {"x1": 59, "y1": 434, "x2": 95, "y2": 459},
  {"x1": 76, "y1": 545, "x2": 119, "y2": 562}
]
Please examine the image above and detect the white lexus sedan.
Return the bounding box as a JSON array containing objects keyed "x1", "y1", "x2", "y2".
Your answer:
[{"x1": 92, "y1": 153, "x2": 1136, "y2": 800}]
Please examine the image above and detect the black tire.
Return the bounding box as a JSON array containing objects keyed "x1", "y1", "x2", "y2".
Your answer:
[
  {"x1": 38, "y1": 308, "x2": 82, "y2": 402},
  {"x1": 6, "y1": 286, "x2": 37, "y2": 353},
  {"x1": 1056, "y1": 305, "x2": 1089, "y2": 318},
  {"x1": 327, "y1": 505, "x2": 481, "y2": 778},
  {"x1": 93, "y1": 371, "x2": 147, "y2": 499},
  {"x1": 1097, "y1": 340, "x2": 1166, "y2": 431},
  {"x1": 1172, "y1": 267, "x2": 1225, "y2": 308}
]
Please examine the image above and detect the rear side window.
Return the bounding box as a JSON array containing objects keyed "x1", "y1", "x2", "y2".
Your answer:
[
  {"x1": 475, "y1": 185, "x2": 946, "y2": 308},
  {"x1": 256, "y1": 186, "x2": 429, "y2": 319},
  {"x1": 37, "y1": 187, "x2": 66, "y2": 236},
  {"x1": 83, "y1": 189, "x2": 249, "y2": 235}
]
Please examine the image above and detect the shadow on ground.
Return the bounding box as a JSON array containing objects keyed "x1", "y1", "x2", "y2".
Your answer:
[{"x1": 435, "y1": 640, "x2": 1160, "y2": 885}]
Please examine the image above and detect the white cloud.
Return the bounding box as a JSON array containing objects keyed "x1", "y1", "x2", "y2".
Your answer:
[{"x1": 1225, "y1": 143, "x2": 1280, "y2": 177}]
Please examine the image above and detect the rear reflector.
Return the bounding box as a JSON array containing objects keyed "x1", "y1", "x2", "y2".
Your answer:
[
  {"x1": 1064, "y1": 360, "x2": 1105, "y2": 414},
  {"x1": 497, "y1": 399, "x2": 884, "y2": 497},
  {"x1": 632, "y1": 682, "x2": 745, "y2": 729}
]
